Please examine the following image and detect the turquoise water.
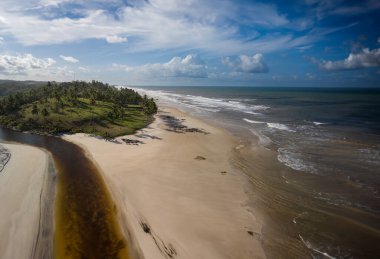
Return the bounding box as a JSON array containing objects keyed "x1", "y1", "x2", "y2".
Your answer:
[{"x1": 133, "y1": 86, "x2": 380, "y2": 258}]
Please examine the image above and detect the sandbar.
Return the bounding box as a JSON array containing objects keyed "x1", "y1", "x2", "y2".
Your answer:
[
  {"x1": 0, "y1": 143, "x2": 53, "y2": 259},
  {"x1": 65, "y1": 106, "x2": 265, "y2": 259}
]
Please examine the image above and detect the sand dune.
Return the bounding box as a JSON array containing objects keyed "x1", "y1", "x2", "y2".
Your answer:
[
  {"x1": 65, "y1": 107, "x2": 265, "y2": 259},
  {"x1": 0, "y1": 143, "x2": 52, "y2": 259}
]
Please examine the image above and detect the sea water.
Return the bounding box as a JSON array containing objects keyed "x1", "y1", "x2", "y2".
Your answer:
[{"x1": 132, "y1": 86, "x2": 380, "y2": 258}]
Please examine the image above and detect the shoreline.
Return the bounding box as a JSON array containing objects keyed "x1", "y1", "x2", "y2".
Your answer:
[
  {"x1": 64, "y1": 106, "x2": 266, "y2": 258},
  {"x1": 0, "y1": 143, "x2": 55, "y2": 259},
  {"x1": 0, "y1": 86, "x2": 377, "y2": 258}
]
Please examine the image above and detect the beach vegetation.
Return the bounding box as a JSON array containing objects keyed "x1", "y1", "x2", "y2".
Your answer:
[{"x1": 0, "y1": 80, "x2": 157, "y2": 137}]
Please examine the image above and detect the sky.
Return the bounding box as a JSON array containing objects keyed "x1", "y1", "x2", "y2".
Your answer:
[{"x1": 0, "y1": 0, "x2": 379, "y2": 87}]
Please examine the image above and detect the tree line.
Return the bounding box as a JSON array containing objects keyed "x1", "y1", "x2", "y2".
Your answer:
[{"x1": 0, "y1": 80, "x2": 157, "y2": 116}]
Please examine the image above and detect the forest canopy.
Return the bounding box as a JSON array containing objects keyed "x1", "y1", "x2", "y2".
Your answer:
[{"x1": 0, "y1": 80, "x2": 157, "y2": 137}]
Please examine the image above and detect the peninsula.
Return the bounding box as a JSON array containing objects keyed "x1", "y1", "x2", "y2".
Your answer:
[{"x1": 0, "y1": 81, "x2": 157, "y2": 137}]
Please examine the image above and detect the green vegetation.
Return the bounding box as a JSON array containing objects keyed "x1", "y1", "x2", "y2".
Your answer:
[
  {"x1": 0, "y1": 80, "x2": 45, "y2": 97},
  {"x1": 0, "y1": 80, "x2": 157, "y2": 138}
]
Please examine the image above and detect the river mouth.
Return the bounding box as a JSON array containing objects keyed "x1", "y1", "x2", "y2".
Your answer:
[{"x1": 0, "y1": 128, "x2": 129, "y2": 259}]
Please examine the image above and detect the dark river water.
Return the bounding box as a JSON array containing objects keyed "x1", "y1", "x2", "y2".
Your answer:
[{"x1": 0, "y1": 127, "x2": 129, "y2": 259}]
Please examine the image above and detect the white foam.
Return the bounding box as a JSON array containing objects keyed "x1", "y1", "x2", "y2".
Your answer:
[
  {"x1": 243, "y1": 111, "x2": 260, "y2": 115},
  {"x1": 243, "y1": 118, "x2": 265, "y2": 124},
  {"x1": 249, "y1": 129, "x2": 271, "y2": 146},
  {"x1": 313, "y1": 121, "x2": 327, "y2": 126},
  {"x1": 129, "y1": 87, "x2": 269, "y2": 115},
  {"x1": 299, "y1": 235, "x2": 336, "y2": 259},
  {"x1": 252, "y1": 105, "x2": 270, "y2": 111},
  {"x1": 267, "y1": 123, "x2": 294, "y2": 132},
  {"x1": 277, "y1": 148, "x2": 316, "y2": 172}
]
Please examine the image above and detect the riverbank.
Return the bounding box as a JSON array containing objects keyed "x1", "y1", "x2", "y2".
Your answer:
[
  {"x1": 64, "y1": 106, "x2": 265, "y2": 259},
  {"x1": 0, "y1": 143, "x2": 54, "y2": 259},
  {"x1": 0, "y1": 126, "x2": 132, "y2": 259}
]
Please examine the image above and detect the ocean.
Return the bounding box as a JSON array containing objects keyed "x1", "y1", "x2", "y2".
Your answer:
[{"x1": 132, "y1": 86, "x2": 380, "y2": 258}]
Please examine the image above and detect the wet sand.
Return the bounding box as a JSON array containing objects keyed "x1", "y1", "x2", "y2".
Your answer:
[
  {"x1": 0, "y1": 143, "x2": 54, "y2": 259},
  {"x1": 64, "y1": 107, "x2": 265, "y2": 259},
  {"x1": 231, "y1": 133, "x2": 380, "y2": 258}
]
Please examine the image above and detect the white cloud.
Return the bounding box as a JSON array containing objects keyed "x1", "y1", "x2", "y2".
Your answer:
[
  {"x1": 0, "y1": 0, "x2": 318, "y2": 54},
  {"x1": 0, "y1": 36, "x2": 3, "y2": 44},
  {"x1": 222, "y1": 54, "x2": 269, "y2": 73},
  {"x1": 0, "y1": 52, "x2": 81, "y2": 81},
  {"x1": 312, "y1": 48, "x2": 380, "y2": 71},
  {"x1": 59, "y1": 55, "x2": 79, "y2": 63},
  {"x1": 0, "y1": 9, "x2": 122, "y2": 45},
  {"x1": 106, "y1": 35, "x2": 128, "y2": 43},
  {"x1": 0, "y1": 53, "x2": 55, "y2": 75},
  {"x1": 113, "y1": 54, "x2": 208, "y2": 78}
]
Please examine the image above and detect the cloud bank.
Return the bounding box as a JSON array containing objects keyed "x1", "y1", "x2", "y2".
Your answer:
[
  {"x1": 105, "y1": 35, "x2": 128, "y2": 44},
  {"x1": 313, "y1": 48, "x2": 380, "y2": 71},
  {"x1": 0, "y1": 0, "x2": 326, "y2": 54},
  {"x1": 59, "y1": 55, "x2": 79, "y2": 63},
  {"x1": 0, "y1": 53, "x2": 55, "y2": 75},
  {"x1": 113, "y1": 54, "x2": 207, "y2": 78},
  {"x1": 223, "y1": 54, "x2": 269, "y2": 73}
]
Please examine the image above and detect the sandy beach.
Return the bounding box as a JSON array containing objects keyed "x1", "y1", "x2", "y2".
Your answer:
[
  {"x1": 0, "y1": 143, "x2": 53, "y2": 259},
  {"x1": 65, "y1": 106, "x2": 265, "y2": 259}
]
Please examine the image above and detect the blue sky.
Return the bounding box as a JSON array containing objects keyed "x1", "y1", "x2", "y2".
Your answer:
[{"x1": 0, "y1": 0, "x2": 379, "y2": 87}]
